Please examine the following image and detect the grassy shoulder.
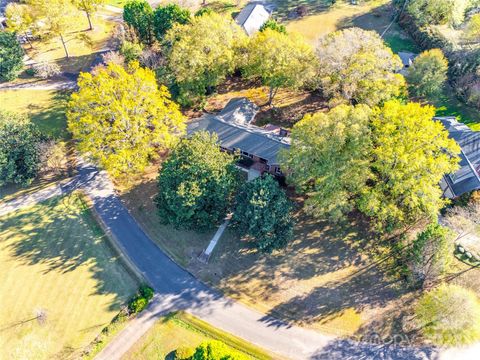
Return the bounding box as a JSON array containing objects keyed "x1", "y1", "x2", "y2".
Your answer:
[
  {"x1": 0, "y1": 192, "x2": 139, "y2": 359},
  {"x1": 124, "y1": 312, "x2": 274, "y2": 360}
]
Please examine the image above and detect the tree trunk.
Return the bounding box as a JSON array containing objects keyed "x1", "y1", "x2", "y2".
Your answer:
[
  {"x1": 86, "y1": 11, "x2": 93, "y2": 31},
  {"x1": 268, "y1": 85, "x2": 278, "y2": 106},
  {"x1": 24, "y1": 32, "x2": 34, "y2": 50},
  {"x1": 60, "y1": 34, "x2": 69, "y2": 59}
]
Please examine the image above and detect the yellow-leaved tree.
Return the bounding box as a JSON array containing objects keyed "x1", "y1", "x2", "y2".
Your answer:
[{"x1": 67, "y1": 61, "x2": 185, "y2": 177}]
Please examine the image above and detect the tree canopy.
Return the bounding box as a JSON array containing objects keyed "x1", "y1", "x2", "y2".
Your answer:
[
  {"x1": 242, "y1": 28, "x2": 316, "y2": 105},
  {"x1": 0, "y1": 111, "x2": 42, "y2": 186},
  {"x1": 232, "y1": 175, "x2": 294, "y2": 253},
  {"x1": 358, "y1": 100, "x2": 460, "y2": 230},
  {"x1": 406, "y1": 49, "x2": 448, "y2": 98},
  {"x1": 316, "y1": 28, "x2": 405, "y2": 106},
  {"x1": 165, "y1": 12, "x2": 246, "y2": 106},
  {"x1": 25, "y1": 0, "x2": 79, "y2": 58},
  {"x1": 407, "y1": 0, "x2": 469, "y2": 27},
  {"x1": 415, "y1": 284, "x2": 480, "y2": 345},
  {"x1": 153, "y1": 3, "x2": 190, "y2": 41},
  {"x1": 155, "y1": 131, "x2": 239, "y2": 231},
  {"x1": 260, "y1": 19, "x2": 286, "y2": 34},
  {"x1": 67, "y1": 61, "x2": 185, "y2": 177},
  {"x1": 281, "y1": 104, "x2": 372, "y2": 220},
  {"x1": 123, "y1": 0, "x2": 154, "y2": 45},
  {"x1": 465, "y1": 14, "x2": 480, "y2": 43},
  {"x1": 0, "y1": 31, "x2": 24, "y2": 81}
]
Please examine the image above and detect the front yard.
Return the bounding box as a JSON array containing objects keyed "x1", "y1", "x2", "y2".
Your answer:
[
  {"x1": 120, "y1": 172, "x2": 413, "y2": 339},
  {"x1": 0, "y1": 193, "x2": 138, "y2": 359}
]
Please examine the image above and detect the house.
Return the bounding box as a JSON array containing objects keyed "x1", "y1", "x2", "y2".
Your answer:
[
  {"x1": 437, "y1": 117, "x2": 480, "y2": 198},
  {"x1": 398, "y1": 51, "x2": 417, "y2": 75},
  {"x1": 187, "y1": 98, "x2": 290, "y2": 179},
  {"x1": 235, "y1": 2, "x2": 270, "y2": 36}
]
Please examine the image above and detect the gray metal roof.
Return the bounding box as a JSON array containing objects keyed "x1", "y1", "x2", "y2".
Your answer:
[
  {"x1": 437, "y1": 117, "x2": 480, "y2": 198},
  {"x1": 398, "y1": 52, "x2": 417, "y2": 67},
  {"x1": 235, "y1": 2, "x2": 270, "y2": 36},
  {"x1": 187, "y1": 99, "x2": 289, "y2": 165}
]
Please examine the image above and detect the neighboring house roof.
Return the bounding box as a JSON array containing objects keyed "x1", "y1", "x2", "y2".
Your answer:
[
  {"x1": 398, "y1": 52, "x2": 417, "y2": 68},
  {"x1": 235, "y1": 2, "x2": 270, "y2": 36},
  {"x1": 187, "y1": 98, "x2": 290, "y2": 165},
  {"x1": 437, "y1": 116, "x2": 480, "y2": 198}
]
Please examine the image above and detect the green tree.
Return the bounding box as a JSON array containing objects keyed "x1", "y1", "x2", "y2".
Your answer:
[
  {"x1": 407, "y1": 0, "x2": 469, "y2": 27},
  {"x1": 153, "y1": 3, "x2": 190, "y2": 41},
  {"x1": 73, "y1": 0, "x2": 106, "y2": 31},
  {"x1": 281, "y1": 105, "x2": 372, "y2": 220},
  {"x1": 26, "y1": 0, "x2": 78, "y2": 58},
  {"x1": 0, "y1": 111, "x2": 41, "y2": 186},
  {"x1": 406, "y1": 49, "x2": 448, "y2": 98},
  {"x1": 232, "y1": 175, "x2": 294, "y2": 253},
  {"x1": 407, "y1": 223, "x2": 454, "y2": 287},
  {"x1": 358, "y1": 100, "x2": 460, "y2": 230},
  {"x1": 156, "y1": 131, "x2": 239, "y2": 231},
  {"x1": 415, "y1": 284, "x2": 480, "y2": 345},
  {"x1": 67, "y1": 61, "x2": 185, "y2": 177},
  {"x1": 465, "y1": 14, "x2": 480, "y2": 43},
  {"x1": 260, "y1": 19, "x2": 286, "y2": 34},
  {"x1": 191, "y1": 341, "x2": 249, "y2": 360},
  {"x1": 165, "y1": 12, "x2": 247, "y2": 106},
  {"x1": 123, "y1": 0, "x2": 154, "y2": 45},
  {"x1": 0, "y1": 31, "x2": 24, "y2": 81},
  {"x1": 316, "y1": 28, "x2": 405, "y2": 106},
  {"x1": 242, "y1": 28, "x2": 316, "y2": 105}
]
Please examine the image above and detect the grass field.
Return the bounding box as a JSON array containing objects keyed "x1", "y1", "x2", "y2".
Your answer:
[
  {"x1": 124, "y1": 312, "x2": 273, "y2": 359},
  {"x1": 0, "y1": 193, "x2": 138, "y2": 360},
  {"x1": 0, "y1": 89, "x2": 69, "y2": 139}
]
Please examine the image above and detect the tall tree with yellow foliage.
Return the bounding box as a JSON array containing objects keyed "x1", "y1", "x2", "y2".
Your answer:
[{"x1": 68, "y1": 61, "x2": 185, "y2": 176}]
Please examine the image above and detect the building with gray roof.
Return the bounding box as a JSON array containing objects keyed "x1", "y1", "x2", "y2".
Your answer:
[
  {"x1": 437, "y1": 117, "x2": 480, "y2": 198},
  {"x1": 188, "y1": 98, "x2": 290, "y2": 176},
  {"x1": 235, "y1": 2, "x2": 270, "y2": 36}
]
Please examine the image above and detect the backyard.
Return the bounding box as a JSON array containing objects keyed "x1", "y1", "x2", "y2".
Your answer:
[
  {"x1": 0, "y1": 193, "x2": 138, "y2": 360},
  {"x1": 124, "y1": 312, "x2": 274, "y2": 359}
]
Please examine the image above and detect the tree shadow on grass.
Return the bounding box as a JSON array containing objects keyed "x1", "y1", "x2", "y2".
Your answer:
[
  {"x1": 29, "y1": 91, "x2": 71, "y2": 140},
  {"x1": 272, "y1": 0, "x2": 333, "y2": 20},
  {"x1": 0, "y1": 193, "x2": 136, "y2": 311}
]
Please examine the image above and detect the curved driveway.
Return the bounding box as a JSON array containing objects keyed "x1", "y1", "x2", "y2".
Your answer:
[{"x1": 70, "y1": 162, "x2": 475, "y2": 359}]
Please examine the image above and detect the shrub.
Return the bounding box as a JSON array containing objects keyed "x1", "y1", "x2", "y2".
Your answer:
[
  {"x1": 260, "y1": 19, "x2": 286, "y2": 34},
  {"x1": 33, "y1": 62, "x2": 61, "y2": 79},
  {"x1": 191, "y1": 341, "x2": 249, "y2": 360},
  {"x1": 127, "y1": 284, "x2": 154, "y2": 314},
  {"x1": 175, "y1": 346, "x2": 195, "y2": 360},
  {"x1": 139, "y1": 284, "x2": 154, "y2": 301},
  {"x1": 0, "y1": 111, "x2": 42, "y2": 186},
  {"x1": 415, "y1": 284, "x2": 480, "y2": 345},
  {"x1": 37, "y1": 140, "x2": 67, "y2": 176},
  {"x1": 0, "y1": 31, "x2": 24, "y2": 81},
  {"x1": 119, "y1": 40, "x2": 143, "y2": 63}
]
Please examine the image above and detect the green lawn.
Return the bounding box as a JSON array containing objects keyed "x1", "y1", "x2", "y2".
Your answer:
[
  {"x1": 0, "y1": 89, "x2": 69, "y2": 139},
  {"x1": 0, "y1": 193, "x2": 138, "y2": 360},
  {"x1": 106, "y1": 0, "x2": 128, "y2": 7},
  {"x1": 124, "y1": 312, "x2": 273, "y2": 359}
]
